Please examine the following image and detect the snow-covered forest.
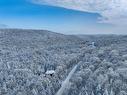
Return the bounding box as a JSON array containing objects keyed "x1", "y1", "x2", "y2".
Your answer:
[{"x1": 0, "y1": 29, "x2": 127, "y2": 95}]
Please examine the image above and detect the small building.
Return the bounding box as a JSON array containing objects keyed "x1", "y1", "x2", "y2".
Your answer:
[
  {"x1": 86, "y1": 41, "x2": 96, "y2": 48},
  {"x1": 92, "y1": 42, "x2": 95, "y2": 47},
  {"x1": 45, "y1": 70, "x2": 55, "y2": 76},
  {"x1": 90, "y1": 42, "x2": 96, "y2": 48}
]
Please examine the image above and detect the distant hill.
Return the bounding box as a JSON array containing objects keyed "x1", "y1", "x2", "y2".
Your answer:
[
  {"x1": 0, "y1": 24, "x2": 9, "y2": 29},
  {"x1": 0, "y1": 29, "x2": 83, "y2": 48}
]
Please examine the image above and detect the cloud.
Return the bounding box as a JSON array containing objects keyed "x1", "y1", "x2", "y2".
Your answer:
[{"x1": 32, "y1": 0, "x2": 127, "y2": 25}]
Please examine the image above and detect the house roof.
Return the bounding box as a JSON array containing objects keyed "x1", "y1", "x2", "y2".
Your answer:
[{"x1": 46, "y1": 70, "x2": 55, "y2": 75}]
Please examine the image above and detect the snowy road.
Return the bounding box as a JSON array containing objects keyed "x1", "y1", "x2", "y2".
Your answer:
[{"x1": 56, "y1": 64, "x2": 79, "y2": 95}]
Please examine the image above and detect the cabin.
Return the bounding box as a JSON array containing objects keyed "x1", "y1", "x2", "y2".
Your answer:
[
  {"x1": 45, "y1": 70, "x2": 55, "y2": 77},
  {"x1": 91, "y1": 42, "x2": 96, "y2": 48},
  {"x1": 87, "y1": 41, "x2": 96, "y2": 48}
]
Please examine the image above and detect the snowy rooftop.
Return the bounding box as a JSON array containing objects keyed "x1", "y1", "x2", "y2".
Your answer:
[{"x1": 45, "y1": 70, "x2": 55, "y2": 75}]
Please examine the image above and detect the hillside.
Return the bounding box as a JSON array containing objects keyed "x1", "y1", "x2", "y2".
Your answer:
[{"x1": 0, "y1": 29, "x2": 127, "y2": 95}]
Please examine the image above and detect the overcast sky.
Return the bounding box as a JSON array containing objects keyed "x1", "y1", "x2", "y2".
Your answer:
[{"x1": 0, "y1": 0, "x2": 127, "y2": 34}]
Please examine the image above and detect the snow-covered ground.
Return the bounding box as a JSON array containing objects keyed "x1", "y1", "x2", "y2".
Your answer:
[{"x1": 0, "y1": 29, "x2": 127, "y2": 95}]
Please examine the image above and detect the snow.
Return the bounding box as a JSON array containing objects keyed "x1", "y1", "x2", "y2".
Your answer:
[
  {"x1": 56, "y1": 64, "x2": 78, "y2": 95},
  {"x1": 0, "y1": 29, "x2": 127, "y2": 95},
  {"x1": 45, "y1": 70, "x2": 55, "y2": 75}
]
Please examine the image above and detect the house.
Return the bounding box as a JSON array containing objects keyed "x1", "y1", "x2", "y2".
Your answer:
[
  {"x1": 45, "y1": 70, "x2": 55, "y2": 76},
  {"x1": 91, "y1": 42, "x2": 95, "y2": 48}
]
